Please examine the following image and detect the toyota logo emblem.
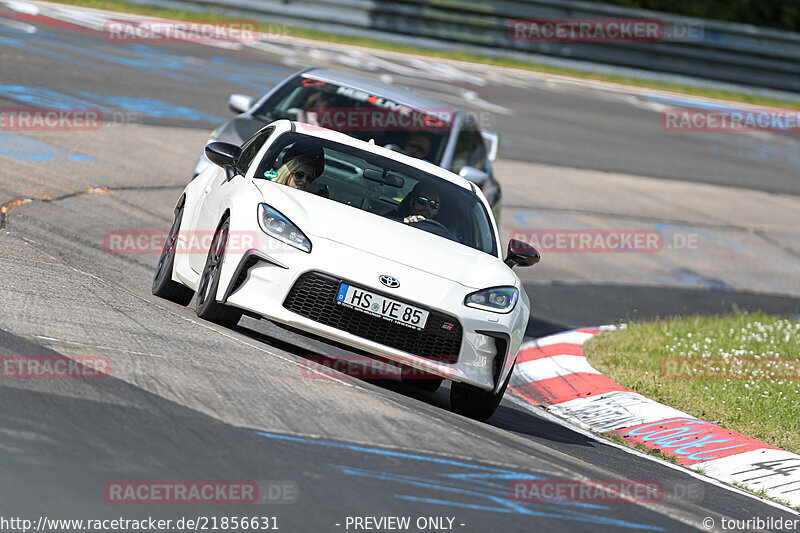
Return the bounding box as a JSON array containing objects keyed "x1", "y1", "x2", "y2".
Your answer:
[{"x1": 379, "y1": 275, "x2": 400, "y2": 288}]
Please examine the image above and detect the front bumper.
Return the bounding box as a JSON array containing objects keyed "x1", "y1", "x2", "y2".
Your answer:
[{"x1": 219, "y1": 236, "x2": 527, "y2": 391}]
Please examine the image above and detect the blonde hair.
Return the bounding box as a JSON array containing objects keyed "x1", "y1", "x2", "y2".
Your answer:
[{"x1": 275, "y1": 156, "x2": 314, "y2": 186}]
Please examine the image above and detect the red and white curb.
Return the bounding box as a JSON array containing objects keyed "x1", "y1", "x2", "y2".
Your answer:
[{"x1": 509, "y1": 327, "x2": 800, "y2": 508}]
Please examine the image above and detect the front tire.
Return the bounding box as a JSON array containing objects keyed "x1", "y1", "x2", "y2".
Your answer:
[
  {"x1": 152, "y1": 201, "x2": 194, "y2": 305},
  {"x1": 195, "y1": 218, "x2": 243, "y2": 328},
  {"x1": 450, "y1": 365, "x2": 513, "y2": 420}
]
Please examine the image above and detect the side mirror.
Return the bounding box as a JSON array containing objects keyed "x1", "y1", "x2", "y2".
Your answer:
[
  {"x1": 228, "y1": 94, "x2": 254, "y2": 114},
  {"x1": 504, "y1": 239, "x2": 540, "y2": 268},
  {"x1": 459, "y1": 166, "x2": 490, "y2": 186},
  {"x1": 205, "y1": 142, "x2": 242, "y2": 180}
]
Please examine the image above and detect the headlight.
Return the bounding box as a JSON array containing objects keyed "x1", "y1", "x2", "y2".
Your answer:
[
  {"x1": 464, "y1": 286, "x2": 518, "y2": 313},
  {"x1": 257, "y1": 203, "x2": 312, "y2": 252}
]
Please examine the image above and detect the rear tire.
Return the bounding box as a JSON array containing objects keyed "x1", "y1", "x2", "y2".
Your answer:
[
  {"x1": 450, "y1": 365, "x2": 513, "y2": 420},
  {"x1": 195, "y1": 218, "x2": 243, "y2": 328},
  {"x1": 152, "y1": 201, "x2": 194, "y2": 305}
]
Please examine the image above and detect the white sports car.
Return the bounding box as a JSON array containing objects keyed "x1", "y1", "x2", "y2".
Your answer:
[{"x1": 153, "y1": 120, "x2": 539, "y2": 420}]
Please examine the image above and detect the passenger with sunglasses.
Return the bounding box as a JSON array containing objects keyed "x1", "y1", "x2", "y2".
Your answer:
[{"x1": 275, "y1": 156, "x2": 317, "y2": 191}]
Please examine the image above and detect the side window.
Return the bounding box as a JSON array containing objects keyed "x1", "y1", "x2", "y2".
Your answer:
[
  {"x1": 235, "y1": 127, "x2": 274, "y2": 175},
  {"x1": 468, "y1": 127, "x2": 488, "y2": 171},
  {"x1": 450, "y1": 123, "x2": 487, "y2": 173}
]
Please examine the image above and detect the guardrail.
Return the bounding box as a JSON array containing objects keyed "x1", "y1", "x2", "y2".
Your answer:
[{"x1": 125, "y1": 0, "x2": 800, "y2": 93}]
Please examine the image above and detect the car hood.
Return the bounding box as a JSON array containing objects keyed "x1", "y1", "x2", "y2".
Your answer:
[{"x1": 251, "y1": 181, "x2": 514, "y2": 290}]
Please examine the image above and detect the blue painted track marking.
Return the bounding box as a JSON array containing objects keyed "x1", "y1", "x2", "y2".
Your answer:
[
  {"x1": 659, "y1": 222, "x2": 800, "y2": 275},
  {"x1": 513, "y1": 210, "x2": 681, "y2": 286},
  {"x1": 257, "y1": 430, "x2": 527, "y2": 471},
  {"x1": 644, "y1": 94, "x2": 779, "y2": 115},
  {"x1": 0, "y1": 132, "x2": 94, "y2": 161},
  {"x1": 0, "y1": 25, "x2": 291, "y2": 90},
  {"x1": 700, "y1": 133, "x2": 800, "y2": 168},
  {"x1": 0, "y1": 85, "x2": 104, "y2": 109},
  {"x1": 255, "y1": 431, "x2": 665, "y2": 530},
  {"x1": 656, "y1": 223, "x2": 800, "y2": 294},
  {"x1": 643, "y1": 94, "x2": 800, "y2": 167},
  {"x1": 515, "y1": 210, "x2": 800, "y2": 293},
  {"x1": 78, "y1": 92, "x2": 223, "y2": 122},
  {"x1": 0, "y1": 32, "x2": 114, "y2": 71},
  {"x1": 0, "y1": 85, "x2": 223, "y2": 123},
  {"x1": 334, "y1": 465, "x2": 608, "y2": 511}
]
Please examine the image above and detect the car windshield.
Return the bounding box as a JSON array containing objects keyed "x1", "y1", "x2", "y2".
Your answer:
[
  {"x1": 254, "y1": 132, "x2": 497, "y2": 256},
  {"x1": 252, "y1": 75, "x2": 452, "y2": 165}
]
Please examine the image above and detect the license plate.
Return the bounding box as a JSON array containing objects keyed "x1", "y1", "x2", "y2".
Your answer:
[{"x1": 336, "y1": 283, "x2": 429, "y2": 330}]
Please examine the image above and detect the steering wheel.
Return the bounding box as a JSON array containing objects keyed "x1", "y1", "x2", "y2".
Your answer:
[{"x1": 410, "y1": 218, "x2": 455, "y2": 240}]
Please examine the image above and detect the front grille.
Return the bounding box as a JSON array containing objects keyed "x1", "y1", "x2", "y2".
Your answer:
[{"x1": 283, "y1": 272, "x2": 462, "y2": 363}]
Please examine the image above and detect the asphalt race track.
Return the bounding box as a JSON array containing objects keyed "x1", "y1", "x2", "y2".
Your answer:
[{"x1": 1, "y1": 2, "x2": 800, "y2": 531}]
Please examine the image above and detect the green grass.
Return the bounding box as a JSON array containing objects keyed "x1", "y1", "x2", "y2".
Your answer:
[
  {"x1": 635, "y1": 443, "x2": 679, "y2": 464},
  {"x1": 48, "y1": 0, "x2": 800, "y2": 110},
  {"x1": 732, "y1": 481, "x2": 795, "y2": 509},
  {"x1": 603, "y1": 432, "x2": 680, "y2": 463},
  {"x1": 604, "y1": 432, "x2": 628, "y2": 446},
  {"x1": 585, "y1": 312, "x2": 800, "y2": 454}
]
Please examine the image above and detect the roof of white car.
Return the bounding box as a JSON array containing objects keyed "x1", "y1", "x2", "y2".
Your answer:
[{"x1": 290, "y1": 121, "x2": 473, "y2": 190}]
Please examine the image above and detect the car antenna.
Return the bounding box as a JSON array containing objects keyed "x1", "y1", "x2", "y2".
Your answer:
[{"x1": 368, "y1": 139, "x2": 375, "y2": 144}]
